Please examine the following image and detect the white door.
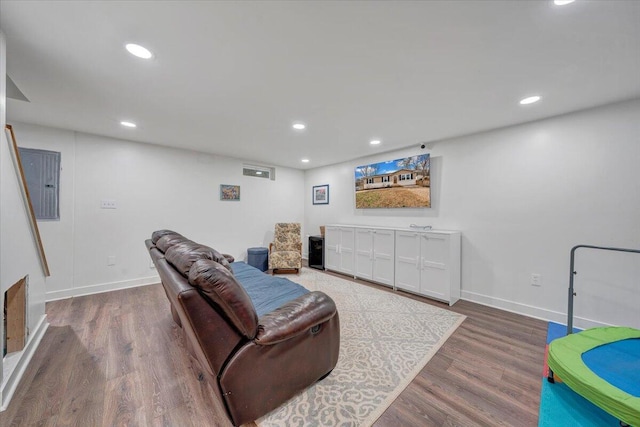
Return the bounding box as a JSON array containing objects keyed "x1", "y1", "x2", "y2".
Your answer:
[
  {"x1": 372, "y1": 229, "x2": 394, "y2": 286},
  {"x1": 420, "y1": 233, "x2": 449, "y2": 302},
  {"x1": 355, "y1": 228, "x2": 374, "y2": 280},
  {"x1": 339, "y1": 227, "x2": 355, "y2": 275},
  {"x1": 325, "y1": 226, "x2": 341, "y2": 271},
  {"x1": 394, "y1": 231, "x2": 421, "y2": 292}
]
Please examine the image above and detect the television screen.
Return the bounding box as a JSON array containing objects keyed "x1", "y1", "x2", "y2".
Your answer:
[{"x1": 355, "y1": 154, "x2": 430, "y2": 208}]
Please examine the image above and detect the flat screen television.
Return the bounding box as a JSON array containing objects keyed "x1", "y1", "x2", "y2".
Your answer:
[{"x1": 355, "y1": 154, "x2": 430, "y2": 208}]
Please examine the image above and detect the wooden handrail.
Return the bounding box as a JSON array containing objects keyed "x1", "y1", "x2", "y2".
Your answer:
[{"x1": 4, "y1": 124, "x2": 50, "y2": 276}]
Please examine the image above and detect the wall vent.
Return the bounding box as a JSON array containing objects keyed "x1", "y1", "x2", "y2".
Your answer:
[{"x1": 243, "y1": 164, "x2": 275, "y2": 180}]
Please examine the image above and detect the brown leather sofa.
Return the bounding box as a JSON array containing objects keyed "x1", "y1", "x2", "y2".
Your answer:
[{"x1": 145, "y1": 230, "x2": 340, "y2": 426}]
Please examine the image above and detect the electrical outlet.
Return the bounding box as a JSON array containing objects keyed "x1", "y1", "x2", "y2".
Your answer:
[
  {"x1": 107, "y1": 256, "x2": 116, "y2": 266},
  {"x1": 100, "y1": 199, "x2": 117, "y2": 209},
  {"x1": 531, "y1": 273, "x2": 542, "y2": 287},
  {"x1": 149, "y1": 259, "x2": 156, "y2": 269}
]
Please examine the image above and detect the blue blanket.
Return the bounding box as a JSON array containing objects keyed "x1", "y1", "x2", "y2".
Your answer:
[{"x1": 230, "y1": 262, "x2": 309, "y2": 317}]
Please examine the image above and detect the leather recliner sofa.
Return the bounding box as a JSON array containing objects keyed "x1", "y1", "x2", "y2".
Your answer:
[{"x1": 145, "y1": 230, "x2": 340, "y2": 426}]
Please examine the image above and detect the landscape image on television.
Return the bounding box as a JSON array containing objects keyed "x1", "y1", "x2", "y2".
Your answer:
[{"x1": 355, "y1": 154, "x2": 430, "y2": 208}]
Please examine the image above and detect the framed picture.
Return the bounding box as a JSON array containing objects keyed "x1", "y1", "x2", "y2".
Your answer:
[
  {"x1": 220, "y1": 184, "x2": 240, "y2": 201},
  {"x1": 312, "y1": 184, "x2": 329, "y2": 205},
  {"x1": 355, "y1": 153, "x2": 430, "y2": 209}
]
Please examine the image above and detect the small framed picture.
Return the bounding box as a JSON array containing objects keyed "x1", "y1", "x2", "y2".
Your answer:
[
  {"x1": 312, "y1": 184, "x2": 329, "y2": 205},
  {"x1": 220, "y1": 184, "x2": 240, "y2": 201}
]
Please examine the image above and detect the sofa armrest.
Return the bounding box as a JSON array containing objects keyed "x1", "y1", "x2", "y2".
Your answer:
[
  {"x1": 255, "y1": 291, "x2": 336, "y2": 345},
  {"x1": 145, "y1": 239, "x2": 156, "y2": 251}
]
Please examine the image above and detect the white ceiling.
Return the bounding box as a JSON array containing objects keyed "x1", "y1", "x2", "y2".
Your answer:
[{"x1": 2, "y1": 1, "x2": 639, "y2": 170}]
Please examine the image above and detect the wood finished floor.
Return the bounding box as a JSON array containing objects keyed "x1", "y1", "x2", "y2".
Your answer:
[{"x1": 0, "y1": 270, "x2": 547, "y2": 427}]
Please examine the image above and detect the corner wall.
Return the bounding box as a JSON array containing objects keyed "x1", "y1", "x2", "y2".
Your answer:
[
  {"x1": 10, "y1": 124, "x2": 305, "y2": 300},
  {"x1": 0, "y1": 31, "x2": 49, "y2": 411},
  {"x1": 304, "y1": 99, "x2": 640, "y2": 329}
]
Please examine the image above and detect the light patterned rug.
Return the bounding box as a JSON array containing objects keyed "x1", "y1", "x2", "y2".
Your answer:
[{"x1": 256, "y1": 268, "x2": 466, "y2": 427}]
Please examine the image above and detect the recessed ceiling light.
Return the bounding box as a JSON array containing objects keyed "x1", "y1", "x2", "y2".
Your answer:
[
  {"x1": 370, "y1": 139, "x2": 381, "y2": 145},
  {"x1": 519, "y1": 95, "x2": 541, "y2": 105},
  {"x1": 125, "y1": 43, "x2": 153, "y2": 59},
  {"x1": 301, "y1": 158, "x2": 310, "y2": 163},
  {"x1": 293, "y1": 123, "x2": 306, "y2": 130},
  {"x1": 120, "y1": 121, "x2": 137, "y2": 128},
  {"x1": 554, "y1": 0, "x2": 575, "y2": 5}
]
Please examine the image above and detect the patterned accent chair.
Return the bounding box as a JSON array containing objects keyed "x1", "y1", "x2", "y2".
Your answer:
[{"x1": 269, "y1": 223, "x2": 302, "y2": 274}]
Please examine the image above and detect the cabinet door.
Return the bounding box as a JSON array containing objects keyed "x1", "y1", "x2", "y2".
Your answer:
[
  {"x1": 372, "y1": 229, "x2": 394, "y2": 286},
  {"x1": 355, "y1": 228, "x2": 374, "y2": 280},
  {"x1": 394, "y1": 231, "x2": 421, "y2": 292},
  {"x1": 325, "y1": 227, "x2": 341, "y2": 271},
  {"x1": 339, "y1": 227, "x2": 355, "y2": 275},
  {"x1": 419, "y1": 233, "x2": 449, "y2": 301}
]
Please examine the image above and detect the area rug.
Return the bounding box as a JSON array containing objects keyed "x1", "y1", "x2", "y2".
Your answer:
[
  {"x1": 539, "y1": 322, "x2": 618, "y2": 426},
  {"x1": 256, "y1": 268, "x2": 466, "y2": 427}
]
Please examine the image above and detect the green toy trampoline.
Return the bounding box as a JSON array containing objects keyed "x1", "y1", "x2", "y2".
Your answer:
[
  {"x1": 547, "y1": 245, "x2": 640, "y2": 427},
  {"x1": 547, "y1": 326, "x2": 640, "y2": 426}
]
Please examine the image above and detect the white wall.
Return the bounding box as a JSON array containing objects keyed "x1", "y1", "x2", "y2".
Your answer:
[
  {"x1": 1, "y1": 30, "x2": 49, "y2": 410},
  {"x1": 7, "y1": 100, "x2": 639, "y2": 329},
  {"x1": 11, "y1": 123, "x2": 305, "y2": 300},
  {"x1": 1, "y1": 28, "x2": 6, "y2": 398},
  {"x1": 305, "y1": 99, "x2": 640, "y2": 329}
]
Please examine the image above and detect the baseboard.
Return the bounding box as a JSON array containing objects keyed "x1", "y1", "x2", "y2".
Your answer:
[
  {"x1": 45, "y1": 275, "x2": 160, "y2": 302},
  {"x1": 1, "y1": 314, "x2": 49, "y2": 411},
  {"x1": 460, "y1": 290, "x2": 614, "y2": 329}
]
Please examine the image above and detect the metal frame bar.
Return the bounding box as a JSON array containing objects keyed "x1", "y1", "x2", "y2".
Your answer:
[{"x1": 567, "y1": 244, "x2": 640, "y2": 335}]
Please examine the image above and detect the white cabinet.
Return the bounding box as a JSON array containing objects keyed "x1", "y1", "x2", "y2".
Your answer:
[
  {"x1": 325, "y1": 226, "x2": 355, "y2": 275},
  {"x1": 395, "y1": 231, "x2": 422, "y2": 293},
  {"x1": 354, "y1": 228, "x2": 395, "y2": 287},
  {"x1": 395, "y1": 230, "x2": 461, "y2": 305},
  {"x1": 325, "y1": 224, "x2": 461, "y2": 306}
]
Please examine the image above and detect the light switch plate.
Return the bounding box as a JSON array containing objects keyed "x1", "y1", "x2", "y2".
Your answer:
[{"x1": 100, "y1": 199, "x2": 117, "y2": 209}]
